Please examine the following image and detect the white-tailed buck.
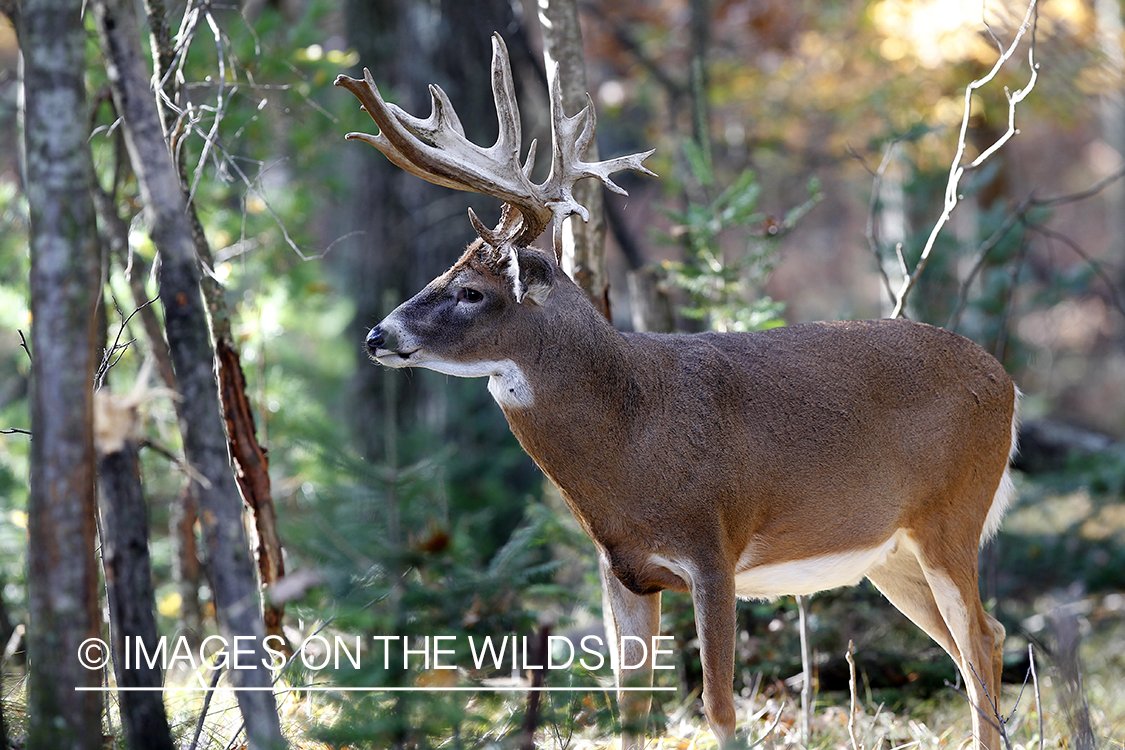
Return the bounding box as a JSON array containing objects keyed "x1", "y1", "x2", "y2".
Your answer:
[{"x1": 336, "y1": 34, "x2": 1018, "y2": 749}]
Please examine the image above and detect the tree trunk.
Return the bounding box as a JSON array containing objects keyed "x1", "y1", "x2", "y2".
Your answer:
[
  {"x1": 538, "y1": 0, "x2": 611, "y2": 318},
  {"x1": 94, "y1": 395, "x2": 175, "y2": 750},
  {"x1": 90, "y1": 186, "x2": 204, "y2": 635},
  {"x1": 91, "y1": 0, "x2": 284, "y2": 746},
  {"x1": 20, "y1": 0, "x2": 104, "y2": 745},
  {"x1": 141, "y1": 0, "x2": 288, "y2": 642}
]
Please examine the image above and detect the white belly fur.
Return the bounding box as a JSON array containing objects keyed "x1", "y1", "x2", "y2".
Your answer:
[{"x1": 731, "y1": 531, "x2": 903, "y2": 599}]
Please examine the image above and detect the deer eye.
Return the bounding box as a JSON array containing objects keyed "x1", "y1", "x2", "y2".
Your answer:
[{"x1": 457, "y1": 287, "x2": 484, "y2": 303}]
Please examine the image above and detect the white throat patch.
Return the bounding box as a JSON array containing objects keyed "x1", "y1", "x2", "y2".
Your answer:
[
  {"x1": 412, "y1": 357, "x2": 534, "y2": 409},
  {"x1": 486, "y1": 361, "x2": 534, "y2": 409}
]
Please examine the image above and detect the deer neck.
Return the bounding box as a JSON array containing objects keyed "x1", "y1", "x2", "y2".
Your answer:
[{"x1": 494, "y1": 299, "x2": 661, "y2": 530}]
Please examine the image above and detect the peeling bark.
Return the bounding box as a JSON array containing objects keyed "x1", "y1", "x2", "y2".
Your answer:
[{"x1": 217, "y1": 338, "x2": 286, "y2": 641}]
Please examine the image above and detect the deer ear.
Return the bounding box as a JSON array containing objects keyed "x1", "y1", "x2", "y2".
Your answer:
[{"x1": 515, "y1": 249, "x2": 554, "y2": 306}]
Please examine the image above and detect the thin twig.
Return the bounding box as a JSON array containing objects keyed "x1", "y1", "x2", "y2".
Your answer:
[
  {"x1": 139, "y1": 439, "x2": 212, "y2": 489},
  {"x1": 946, "y1": 154, "x2": 1125, "y2": 331},
  {"x1": 946, "y1": 197, "x2": 1030, "y2": 330},
  {"x1": 148, "y1": 0, "x2": 328, "y2": 261},
  {"x1": 1031, "y1": 161, "x2": 1125, "y2": 207},
  {"x1": 948, "y1": 660, "x2": 1006, "y2": 748},
  {"x1": 992, "y1": 241, "x2": 1028, "y2": 363},
  {"x1": 95, "y1": 296, "x2": 160, "y2": 390},
  {"x1": 1030, "y1": 644, "x2": 1042, "y2": 747},
  {"x1": 0, "y1": 429, "x2": 31, "y2": 436},
  {"x1": 17, "y1": 330, "x2": 31, "y2": 362},
  {"x1": 745, "y1": 696, "x2": 787, "y2": 749},
  {"x1": 846, "y1": 640, "x2": 861, "y2": 750},
  {"x1": 187, "y1": 658, "x2": 226, "y2": 750},
  {"x1": 1025, "y1": 222, "x2": 1125, "y2": 320},
  {"x1": 857, "y1": 140, "x2": 902, "y2": 307},
  {"x1": 1005, "y1": 643, "x2": 1036, "y2": 723},
  {"x1": 796, "y1": 594, "x2": 813, "y2": 745},
  {"x1": 862, "y1": 702, "x2": 886, "y2": 750}
]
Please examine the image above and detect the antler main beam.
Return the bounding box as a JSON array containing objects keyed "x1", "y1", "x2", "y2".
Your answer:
[{"x1": 335, "y1": 33, "x2": 654, "y2": 252}]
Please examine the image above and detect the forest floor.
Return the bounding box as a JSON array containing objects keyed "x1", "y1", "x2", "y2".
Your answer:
[{"x1": 1, "y1": 484, "x2": 1122, "y2": 749}]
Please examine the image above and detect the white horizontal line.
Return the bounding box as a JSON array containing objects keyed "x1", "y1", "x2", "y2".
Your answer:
[{"x1": 75, "y1": 686, "x2": 675, "y2": 693}]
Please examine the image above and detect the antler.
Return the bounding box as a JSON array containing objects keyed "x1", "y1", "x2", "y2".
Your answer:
[{"x1": 334, "y1": 33, "x2": 655, "y2": 257}]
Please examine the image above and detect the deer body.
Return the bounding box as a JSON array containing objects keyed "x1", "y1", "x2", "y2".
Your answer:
[
  {"x1": 370, "y1": 244, "x2": 1017, "y2": 748},
  {"x1": 339, "y1": 36, "x2": 1016, "y2": 748}
]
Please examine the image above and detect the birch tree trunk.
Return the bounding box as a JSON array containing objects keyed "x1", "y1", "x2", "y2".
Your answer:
[
  {"x1": 538, "y1": 0, "x2": 611, "y2": 319},
  {"x1": 20, "y1": 0, "x2": 103, "y2": 745},
  {"x1": 92, "y1": 0, "x2": 285, "y2": 745}
]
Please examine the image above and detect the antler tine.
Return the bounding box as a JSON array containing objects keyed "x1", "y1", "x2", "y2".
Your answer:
[
  {"x1": 336, "y1": 33, "x2": 655, "y2": 254},
  {"x1": 487, "y1": 34, "x2": 525, "y2": 173},
  {"x1": 334, "y1": 37, "x2": 549, "y2": 232},
  {"x1": 533, "y1": 62, "x2": 657, "y2": 251}
]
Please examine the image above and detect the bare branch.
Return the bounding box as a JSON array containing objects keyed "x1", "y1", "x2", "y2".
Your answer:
[
  {"x1": 891, "y1": 0, "x2": 1039, "y2": 318},
  {"x1": 855, "y1": 140, "x2": 901, "y2": 306},
  {"x1": 139, "y1": 438, "x2": 211, "y2": 489},
  {"x1": 17, "y1": 329, "x2": 31, "y2": 363},
  {"x1": 1032, "y1": 162, "x2": 1125, "y2": 207},
  {"x1": 944, "y1": 155, "x2": 1125, "y2": 331},
  {"x1": 1026, "y1": 222, "x2": 1125, "y2": 320},
  {"x1": 796, "y1": 594, "x2": 813, "y2": 745},
  {"x1": 95, "y1": 296, "x2": 157, "y2": 391},
  {"x1": 946, "y1": 197, "x2": 1029, "y2": 330},
  {"x1": 845, "y1": 640, "x2": 861, "y2": 750},
  {"x1": 1031, "y1": 645, "x2": 1043, "y2": 746}
]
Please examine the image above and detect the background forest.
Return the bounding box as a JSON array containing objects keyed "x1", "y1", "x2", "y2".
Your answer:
[{"x1": 0, "y1": 0, "x2": 1123, "y2": 748}]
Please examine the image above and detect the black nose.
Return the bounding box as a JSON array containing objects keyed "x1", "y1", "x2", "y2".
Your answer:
[{"x1": 366, "y1": 325, "x2": 386, "y2": 354}]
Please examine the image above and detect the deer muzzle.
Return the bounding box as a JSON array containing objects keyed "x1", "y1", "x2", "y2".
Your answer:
[{"x1": 366, "y1": 325, "x2": 387, "y2": 354}]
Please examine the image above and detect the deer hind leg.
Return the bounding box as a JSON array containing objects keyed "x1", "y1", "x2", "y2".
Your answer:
[
  {"x1": 600, "y1": 556, "x2": 661, "y2": 750},
  {"x1": 866, "y1": 544, "x2": 961, "y2": 662},
  {"x1": 910, "y1": 536, "x2": 1004, "y2": 750}
]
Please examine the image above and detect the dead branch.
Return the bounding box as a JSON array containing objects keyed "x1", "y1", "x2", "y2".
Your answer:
[
  {"x1": 855, "y1": 140, "x2": 902, "y2": 307},
  {"x1": 845, "y1": 640, "x2": 861, "y2": 750},
  {"x1": 945, "y1": 197, "x2": 1030, "y2": 330},
  {"x1": 1031, "y1": 644, "x2": 1043, "y2": 746},
  {"x1": 1025, "y1": 222, "x2": 1125, "y2": 320},
  {"x1": 796, "y1": 594, "x2": 813, "y2": 745},
  {"x1": 891, "y1": 0, "x2": 1040, "y2": 318},
  {"x1": 17, "y1": 330, "x2": 30, "y2": 362}
]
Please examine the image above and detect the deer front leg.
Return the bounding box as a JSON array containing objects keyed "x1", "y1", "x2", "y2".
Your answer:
[
  {"x1": 600, "y1": 555, "x2": 661, "y2": 750},
  {"x1": 690, "y1": 569, "x2": 737, "y2": 745}
]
